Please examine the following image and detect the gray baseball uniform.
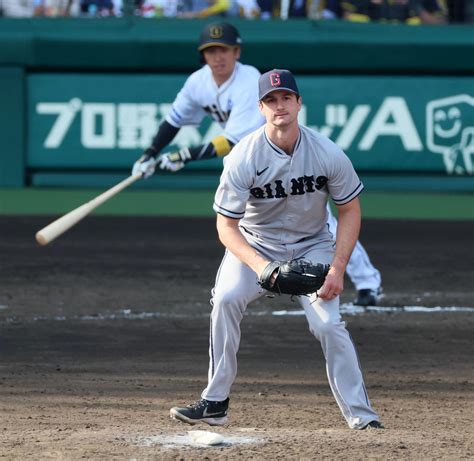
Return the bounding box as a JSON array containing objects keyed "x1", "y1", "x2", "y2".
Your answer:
[
  {"x1": 166, "y1": 61, "x2": 380, "y2": 292},
  {"x1": 205, "y1": 124, "x2": 380, "y2": 429}
]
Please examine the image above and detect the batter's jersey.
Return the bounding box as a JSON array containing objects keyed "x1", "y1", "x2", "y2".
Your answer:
[
  {"x1": 165, "y1": 62, "x2": 264, "y2": 144},
  {"x1": 213, "y1": 125, "x2": 364, "y2": 245}
]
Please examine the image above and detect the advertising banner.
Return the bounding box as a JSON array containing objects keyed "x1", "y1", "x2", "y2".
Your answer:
[{"x1": 28, "y1": 74, "x2": 474, "y2": 176}]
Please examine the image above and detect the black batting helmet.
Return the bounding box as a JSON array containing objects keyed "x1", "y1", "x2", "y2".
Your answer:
[{"x1": 198, "y1": 23, "x2": 242, "y2": 52}]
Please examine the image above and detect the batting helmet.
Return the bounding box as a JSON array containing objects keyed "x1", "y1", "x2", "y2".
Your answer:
[{"x1": 198, "y1": 23, "x2": 242, "y2": 52}]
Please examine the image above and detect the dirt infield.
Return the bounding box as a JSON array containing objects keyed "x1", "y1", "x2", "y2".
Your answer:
[{"x1": 1, "y1": 216, "x2": 473, "y2": 459}]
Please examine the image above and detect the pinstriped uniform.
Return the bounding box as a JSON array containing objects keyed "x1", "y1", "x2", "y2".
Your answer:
[{"x1": 165, "y1": 62, "x2": 264, "y2": 145}]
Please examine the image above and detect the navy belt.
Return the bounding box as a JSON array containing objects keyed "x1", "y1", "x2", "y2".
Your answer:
[{"x1": 240, "y1": 226, "x2": 256, "y2": 237}]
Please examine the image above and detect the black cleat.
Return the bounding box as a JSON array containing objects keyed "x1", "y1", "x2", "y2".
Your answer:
[
  {"x1": 354, "y1": 287, "x2": 382, "y2": 307},
  {"x1": 362, "y1": 420, "x2": 385, "y2": 430},
  {"x1": 170, "y1": 398, "x2": 229, "y2": 426}
]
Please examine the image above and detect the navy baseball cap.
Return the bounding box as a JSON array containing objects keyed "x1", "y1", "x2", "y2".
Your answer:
[
  {"x1": 259, "y1": 69, "x2": 300, "y2": 100},
  {"x1": 198, "y1": 23, "x2": 242, "y2": 52}
]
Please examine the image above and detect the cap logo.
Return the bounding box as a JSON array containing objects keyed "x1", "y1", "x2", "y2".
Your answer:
[
  {"x1": 209, "y1": 25, "x2": 224, "y2": 39},
  {"x1": 270, "y1": 73, "x2": 281, "y2": 87}
]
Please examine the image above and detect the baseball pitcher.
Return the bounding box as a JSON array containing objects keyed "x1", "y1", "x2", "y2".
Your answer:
[
  {"x1": 132, "y1": 22, "x2": 382, "y2": 306},
  {"x1": 169, "y1": 69, "x2": 383, "y2": 430}
]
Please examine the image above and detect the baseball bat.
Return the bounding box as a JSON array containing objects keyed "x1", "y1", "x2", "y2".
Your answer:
[{"x1": 35, "y1": 173, "x2": 143, "y2": 246}]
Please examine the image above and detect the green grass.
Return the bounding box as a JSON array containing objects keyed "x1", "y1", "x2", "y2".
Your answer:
[
  {"x1": 358, "y1": 192, "x2": 474, "y2": 220},
  {"x1": 0, "y1": 188, "x2": 473, "y2": 220}
]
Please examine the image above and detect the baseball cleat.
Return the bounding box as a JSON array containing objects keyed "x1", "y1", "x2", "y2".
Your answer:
[
  {"x1": 170, "y1": 398, "x2": 229, "y2": 426},
  {"x1": 361, "y1": 420, "x2": 385, "y2": 430},
  {"x1": 354, "y1": 287, "x2": 383, "y2": 307}
]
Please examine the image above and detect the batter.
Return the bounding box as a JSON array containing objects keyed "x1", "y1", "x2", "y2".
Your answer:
[{"x1": 169, "y1": 69, "x2": 383, "y2": 430}]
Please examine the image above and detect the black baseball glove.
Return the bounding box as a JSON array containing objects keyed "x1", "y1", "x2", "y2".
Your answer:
[{"x1": 259, "y1": 259, "x2": 330, "y2": 296}]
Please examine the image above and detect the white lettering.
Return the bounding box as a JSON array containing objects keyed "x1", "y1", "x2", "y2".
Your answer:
[
  {"x1": 326, "y1": 104, "x2": 347, "y2": 127},
  {"x1": 117, "y1": 103, "x2": 159, "y2": 149},
  {"x1": 336, "y1": 105, "x2": 371, "y2": 150},
  {"x1": 359, "y1": 97, "x2": 422, "y2": 151},
  {"x1": 37, "y1": 98, "x2": 82, "y2": 148},
  {"x1": 81, "y1": 104, "x2": 116, "y2": 149}
]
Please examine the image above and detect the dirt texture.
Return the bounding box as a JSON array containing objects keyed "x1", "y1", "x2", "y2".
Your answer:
[{"x1": 1, "y1": 216, "x2": 473, "y2": 460}]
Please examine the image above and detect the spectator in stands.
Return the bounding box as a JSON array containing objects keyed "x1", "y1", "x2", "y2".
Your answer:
[
  {"x1": 177, "y1": 0, "x2": 233, "y2": 17},
  {"x1": 80, "y1": 0, "x2": 116, "y2": 15},
  {"x1": 258, "y1": 0, "x2": 318, "y2": 19},
  {"x1": 324, "y1": 0, "x2": 446, "y2": 24},
  {"x1": 34, "y1": 0, "x2": 80, "y2": 16},
  {"x1": 256, "y1": 0, "x2": 273, "y2": 18},
  {"x1": 419, "y1": 0, "x2": 447, "y2": 23},
  {"x1": 316, "y1": 0, "x2": 340, "y2": 18},
  {"x1": 1, "y1": 0, "x2": 35, "y2": 16},
  {"x1": 236, "y1": 0, "x2": 260, "y2": 17},
  {"x1": 137, "y1": 0, "x2": 180, "y2": 17},
  {"x1": 446, "y1": 0, "x2": 474, "y2": 23},
  {"x1": 177, "y1": 0, "x2": 259, "y2": 18},
  {"x1": 287, "y1": 0, "x2": 308, "y2": 17}
]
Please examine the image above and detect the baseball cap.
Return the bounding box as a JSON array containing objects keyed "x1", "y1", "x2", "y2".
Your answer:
[
  {"x1": 258, "y1": 69, "x2": 300, "y2": 101},
  {"x1": 198, "y1": 23, "x2": 242, "y2": 52}
]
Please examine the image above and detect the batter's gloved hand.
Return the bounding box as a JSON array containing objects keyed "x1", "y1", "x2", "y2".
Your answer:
[
  {"x1": 259, "y1": 259, "x2": 330, "y2": 296},
  {"x1": 158, "y1": 147, "x2": 192, "y2": 172},
  {"x1": 132, "y1": 148, "x2": 157, "y2": 179}
]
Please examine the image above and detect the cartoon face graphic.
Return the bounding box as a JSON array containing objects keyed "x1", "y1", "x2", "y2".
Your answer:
[
  {"x1": 426, "y1": 95, "x2": 474, "y2": 174},
  {"x1": 433, "y1": 106, "x2": 462, "y2": 139}
]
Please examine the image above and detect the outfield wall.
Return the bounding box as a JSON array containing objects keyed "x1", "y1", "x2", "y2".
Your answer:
[{"x1": 0, "y1": 19, "x2": 473, "y2": 192}]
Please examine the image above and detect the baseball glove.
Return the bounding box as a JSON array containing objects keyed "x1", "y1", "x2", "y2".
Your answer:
[{"x1": 259, "y1": 259, "x2": 330, "y2": 296}]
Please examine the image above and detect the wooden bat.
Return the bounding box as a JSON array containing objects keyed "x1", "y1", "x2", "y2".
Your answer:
[{"x1": 35, "y1": 173, "x2": 142, "y2": 246}]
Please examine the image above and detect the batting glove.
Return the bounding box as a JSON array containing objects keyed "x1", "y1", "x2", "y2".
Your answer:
[
  {"x1": 132, "y1": 149, "x2": 157, "y2": 179},
  {"x1": 158, "y1": 147, "x2": 192, "y2": 172}
]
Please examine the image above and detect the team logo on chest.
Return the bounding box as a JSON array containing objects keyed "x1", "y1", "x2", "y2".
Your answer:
[
  {"x1": 203, "y1": 104, "x2": 231, "y2": 123},
  {"x1": 250, "y1": 175, "x2": 328, "y2": 199}
]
